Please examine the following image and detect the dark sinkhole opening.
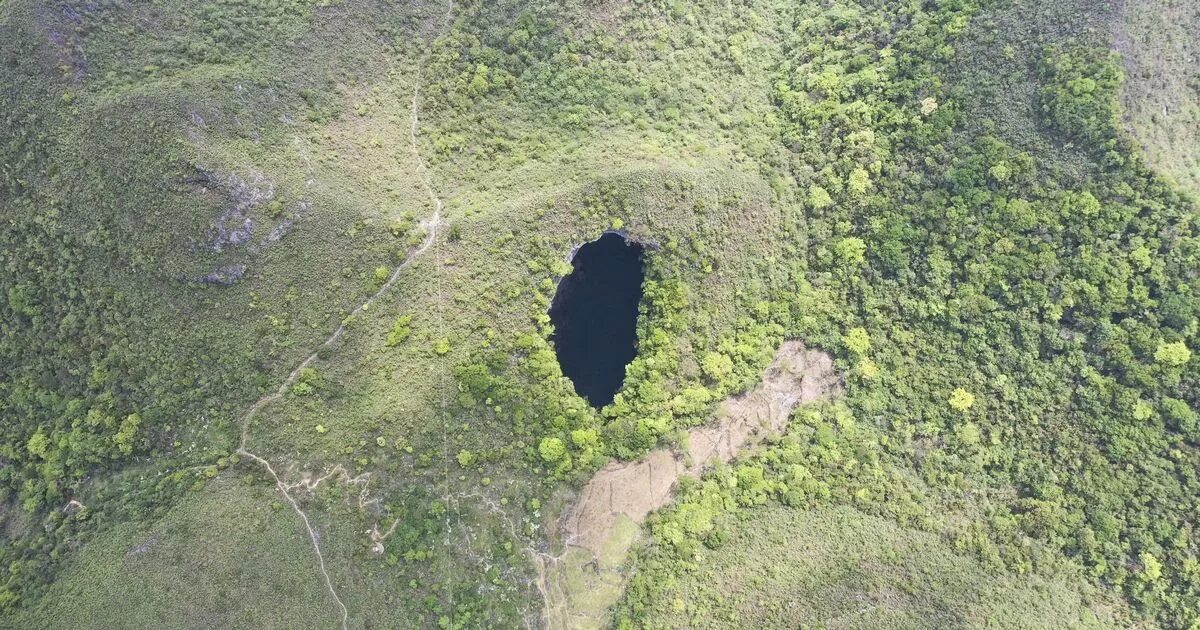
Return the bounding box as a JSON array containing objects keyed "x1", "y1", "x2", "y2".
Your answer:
[{"x1": 548, "y1": 232, "x2": 646, "y2": 408}]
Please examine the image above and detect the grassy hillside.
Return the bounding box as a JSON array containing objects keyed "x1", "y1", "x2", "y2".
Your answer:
[
  {"x1": 612, "y1": 397, "x2": 1133, "y2": 627},
  {"x1": 16, "y1": 477, "x2": 343, "y2": 628},
  {"x1": 629, "y1": 505, "x2": 1122, "y2": 628},
  {"x1": 1118, "y1": 0, "x2": 1200, "y2": 195},
  {"x1": 1, "y1": 0, "x2": 451, "y2": 614},
  {"x1": 1, "y1": 0, "x2": 1199, "y2": 628}
]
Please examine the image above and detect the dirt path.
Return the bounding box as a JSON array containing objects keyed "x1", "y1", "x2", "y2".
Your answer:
[
  {"x1": 232, "y1": 4, "x2": 453, "y2": 626},
  {"x1": 536, "y1": 341, "x2": 842, "y2": 629}
]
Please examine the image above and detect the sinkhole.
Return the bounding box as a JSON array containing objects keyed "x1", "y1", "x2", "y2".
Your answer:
[{"x1": 548, "y1": 232, "x2": 646, "y2": 408}]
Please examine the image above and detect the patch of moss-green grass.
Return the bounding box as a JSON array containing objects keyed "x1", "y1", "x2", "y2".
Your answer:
[
  {"x1": 632, "y1": 504, "x2": 1125, "y2": 628},
  {"x1": 16, "y1": 477, "x2": 342, "y2": 629}
]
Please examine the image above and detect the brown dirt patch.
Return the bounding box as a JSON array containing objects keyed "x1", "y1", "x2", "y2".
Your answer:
[{"x1": 536, "y1": 340, "x2": 842, "y2": 628}]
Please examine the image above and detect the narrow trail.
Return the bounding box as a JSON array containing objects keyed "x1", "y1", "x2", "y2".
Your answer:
[
  {"x1": 233, "y1": 7, "x2": 452, "y2": 625},
  {"x1": 422, "y1": 3, "x2": 457, "y2": 624},
  {"x1": 427, "y1": 86, "x2": 456, "y2": 630}
]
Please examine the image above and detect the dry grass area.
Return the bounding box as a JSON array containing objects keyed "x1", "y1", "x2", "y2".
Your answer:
[
  {"x1": 1116, "y1": 0, "x2": 1200, "y2": 194},
  {"x1": 536, "y1": 341, "x2": 842, "y2": 629}
]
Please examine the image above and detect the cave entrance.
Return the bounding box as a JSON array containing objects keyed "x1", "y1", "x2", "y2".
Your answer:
[{"x1": 548, "y1": 232, "x2": 645, "y2": 408}]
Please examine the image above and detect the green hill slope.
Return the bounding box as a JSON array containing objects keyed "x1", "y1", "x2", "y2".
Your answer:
[
  {"x1": 1, "y1": 0, "x2": 1199, "y2": 628},
  {"x1": 629, "y1": 505, "x2": 1123, "y2": 628}
]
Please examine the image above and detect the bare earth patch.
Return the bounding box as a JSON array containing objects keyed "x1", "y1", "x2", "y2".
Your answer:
[{"x1": 536, "y1": 341, "x2": 842, "y2": 629}]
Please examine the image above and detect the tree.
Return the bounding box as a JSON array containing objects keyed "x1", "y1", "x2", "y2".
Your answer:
[
  {"x1": 700, "y1": 352, "x2": 733, "y2": 382},
  {"x1": 113, "y1": 413, "x2": 141, "y2": 455},
  {"x1": 26, "y1": 431, "x2": 49, "y2": 459},
  {"x1": 848, "y1": 167, "x2": 871, "y2": 196},
  {"x1": 538, "y1": 437, "x2": 566, "y2": 462},
  {"x1": 1139, "y1": 551, "x2": 1163, "y2": 583},
  {"x1": 856, "y1": 358, "x2": 879, "y2": 379},
  {"x1": 949, "y1": 388, "x2": 975, "y2": 412},
  {"x1": 1154, "y1": 341, "x2": 1190, "y2": 366},
  {"x1": 467, "y1": 63, "x2": 491, "y2": 96},
  {"x1": 293, "y1": 367, "x2": 322, "y2": 396},
  {"x1": 1162, "y1": 398, "x2": 1198, "y2": 436},
  {"x1": 808, "y1": 185, "x2": 834, "y2": 209},
  {"x1": 834, "y1": 238, "x2": 867, "y2": 266},
  {"x1": 955, "y1": 422, "x2": 981, "y2": 446},
  {"x1": 385, "y1": 314, "x2": 413, "y2": 346},
  {"x1": 842, "y1": 327, "x2": 870, "y2": 355},
  {"x1": 571, "y1": 428, "x2": 600, "y2": 449}
]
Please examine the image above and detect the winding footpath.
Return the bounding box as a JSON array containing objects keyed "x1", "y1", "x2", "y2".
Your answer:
[{"x1": 233, "y1": 26, "x2": 450, "y2": 629}]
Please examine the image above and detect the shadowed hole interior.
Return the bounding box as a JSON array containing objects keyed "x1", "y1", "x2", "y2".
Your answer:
[{"x1": 548, "y1": 232, "x2": 645, "y2": 407}]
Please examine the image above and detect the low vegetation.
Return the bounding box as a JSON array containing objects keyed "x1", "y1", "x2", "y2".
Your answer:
[
  {"x1": 625, "y1": 504, "x2": 1123, "y2": 627},
  {"x1": 1, "y1": 0, "x2": 1198, "y2": 627}
]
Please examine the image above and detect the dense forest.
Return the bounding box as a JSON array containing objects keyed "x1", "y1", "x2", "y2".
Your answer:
[{"x1": 1, "y1": 0, "x2": 1198, "y2": 627}]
